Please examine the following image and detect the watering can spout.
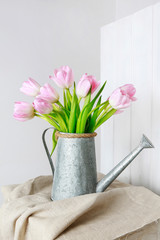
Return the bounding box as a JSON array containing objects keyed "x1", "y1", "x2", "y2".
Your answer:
[
  {"x1": 140, "y1": 134, "x2": 154, "y2": 149},
  {"x1": 96, "y1": 134, "x2": 154, "y2": 193}
]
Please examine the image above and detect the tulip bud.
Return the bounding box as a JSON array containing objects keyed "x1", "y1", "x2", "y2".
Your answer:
[
  {"x1": 76, "y1": 73, "x2": 100, "y2": 98},
  {"x1": 13, "y1": 101, "x2": 34, "y2": 121},
  {"x1": 120, "y1": 84, "x2": 137, "y2": 101},
  {"x1": 38, "y1": 83, "x2": 59, "y2": 103},
  {"x1": 109, "y1": 84, "x2": 136, "y2": 109},
  {"x1": 20, "y1": 78, "x2": 41, "y2": 97},
  {"x1": 49, "y1": 65, "x2": 74, "y2": 89},
  {"x1": 33, "y1": 98, "x2": 53, "y2": 114},
  {"x1": 76, "y1": 79, "x2": 91, "y2": 98}
]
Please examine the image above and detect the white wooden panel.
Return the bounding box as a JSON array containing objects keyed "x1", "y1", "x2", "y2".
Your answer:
[
  {"x1": 150, "y1": 4, "x2": 160, "y2": 193},
  {"x1": 100, "y1": 23, "x2": 116, "y2": 174},
  {"x1": 130, "y1": 7, "x2": 153, "y2": 188},
  {"x1": 101, "y1": 3, "x2": 160, "y2": 194},
  {"x1": 113, "y1": 16, "x2": 132, "y2": 183}
]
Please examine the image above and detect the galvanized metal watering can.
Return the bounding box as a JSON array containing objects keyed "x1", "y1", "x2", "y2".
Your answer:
[{"x1": 42, "y1": 128, "x2": 154, "y2": 201}]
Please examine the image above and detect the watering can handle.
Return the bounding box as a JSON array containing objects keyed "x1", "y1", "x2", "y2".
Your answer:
[{"x1": 42, "y1": 127, "x2": 55, "y2": 175}]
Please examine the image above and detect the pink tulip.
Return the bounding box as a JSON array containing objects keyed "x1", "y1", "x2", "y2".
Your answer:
[
  {"x1": 76, "y1": 79, "x2": 91, "y2": 98},
  {"x1": 20, "y1": 78, "x2": 41, "y2": 97},
  {"x1": 13, "y1": 102, "x2": 34, "y2": 121},
  {"x1": 109, "y1": 84, "x2": 136, "y2": 109},
  {"x1": 38, "y1": 83, "x2": 59, "y2": 103},
  {"x1": 120, "y1": 84, "x2": 137, "y2": 101},
  {"x1": 76, "y1": 73, "x2": 100, "y2": 98},
  {"x1": 114, "y1": 109, "x2": 124, "y2": 114},
  {"x1": 49, "y1": 66, "x2": 74, "y2": 89},
  {"x1": 33, "y1": 98, "x2": 53, "y2": 114}
]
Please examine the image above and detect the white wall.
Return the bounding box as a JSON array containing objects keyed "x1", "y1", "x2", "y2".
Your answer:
[
  {"x1": 1, "y1": 0, "x2": 160, "y2": 206},
  {"x1": 101, "y1": 2, "x2": 160, "y2": 195},
  {"x1": 0, "y1": 0, "x2": 116, "y2": 205},
  {"x1": 116, "y1": 0, "x2": 160, "y2": 19}
]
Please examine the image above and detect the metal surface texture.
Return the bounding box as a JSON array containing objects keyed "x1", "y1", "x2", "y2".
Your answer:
[
  {"x1": 96, "y1": 134, "x2": 154, "y2": 192},
  {"x1": 42, "y1": 127, "x2": 55, "y2": 176},
  {"x1": 42, "y1": 130, "x2": 154, "y2": 200},
  {"x1": 51, "y1": 135, "x2": 97, "y2": 200}
]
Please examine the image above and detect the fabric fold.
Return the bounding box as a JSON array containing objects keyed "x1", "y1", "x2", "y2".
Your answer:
[{"x1": 0, "y1": 173, "x2": 160, "y2": 240}]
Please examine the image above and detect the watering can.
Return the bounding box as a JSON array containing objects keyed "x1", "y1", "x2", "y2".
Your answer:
[{"x1": 42, "y1": 128, "x2": 154, "y2": 201}]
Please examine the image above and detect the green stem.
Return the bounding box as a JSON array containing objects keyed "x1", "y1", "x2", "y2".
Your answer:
[
  {"x1": 36, "y1": 114, "x2": 61, "y2": 131},
  {"x1": 83, "y1": 91, "x2": 91, "y2": 108},
  {"x1": 57, "y1": 101, "x2": 64, "y2": 108},
  {"x1": 49, "y1": 113, "x2": 68, "y2": 132},
  {"x1": 63, "y1": 89, "x2": 67, "y2": 108},
  {"x1": 96, "y1": 111, "x2": 106, "y2": 123},
  {"x1": 105, "y1": 104, "x2": 112, "y2": 112},
  {"x1": 52, "y1": 104, "x2": 60, "y2": 112},
  {"x1": 88, "y1": 101, "x2": 108, "y2": 117},
  {"x1": 66, "y1": 88, "x2": 72, "y2": 101},
  {"x1": 95, "y1": 109, "x2": 117, "y2": 130},
  {"x1": 78, "y1": 97, "x2": 82, "y2": 104},
  {"x1": 98, "y1": 101, "x2": 109, "y2": 116}
]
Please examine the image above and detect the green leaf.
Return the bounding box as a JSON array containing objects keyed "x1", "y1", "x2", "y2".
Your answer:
[
  {"x1": 68, "y1": 83, "x2": 79, "y2": 133},
  {"x1": 66, "y1": 89, "x2": 72, "y2": 110},
  {"x1": 97, "y1": 101, "x2": 109, "y2": 116},
  {"x1": 89, "y1": 81, "x2": 106, "y2": 108},
  {"x1": 76, "y1": 101, "x2": 80, "y2": 119},
  {"x1": 56, "y1": 101, "x2": 70, "y2": 119},
  {"x1": 49, "y1": 112, "x2": 68, "y2": 132},
  {"x1": 83, "y1": 89, "x2": 91, "y2": 107},
  {"x1": 76, "y1": 90, "x2": 91, "y2": 132},
  {"x1": 85, "y1": 115, "x2": 91, "y2": 132},
  {"x1": 76, "y1": 81, "x2": 107, "y2": 133},
  {"x1": 63, "y1": 89, "x2": 67, "y2": 109},
  {"x1": 94, "y1": 109, "x2": 117, "y2": 130},
  {"x1": 87, "y1": 96, "x2": 102, "y2": 133},
  {"x1": 40, "y1": 115, "x2": 61, "y2": 131},
  {"x1": 87, "y1": 99, "x2": 108, "y2": 117},
  {"x1": 50, "y1": 129, "x2": 57, "y2": 156}
]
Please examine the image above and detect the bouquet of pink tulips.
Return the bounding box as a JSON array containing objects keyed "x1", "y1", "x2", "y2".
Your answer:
[{"x1": 14, "y1": 65, "x2": 136, "y2": 153}]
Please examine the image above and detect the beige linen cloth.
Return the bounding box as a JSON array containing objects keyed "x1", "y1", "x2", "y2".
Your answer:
[{"x1": 0, "y1": 173, "x2": 160, "y2": 240}]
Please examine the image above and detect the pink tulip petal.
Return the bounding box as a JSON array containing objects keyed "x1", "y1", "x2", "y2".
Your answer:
[
  {"x1": 114, "y1": 109, "x2": 124, "y2": 114},
  {"x1": 76, "y1": 73, "x2": 99, "y2": 98},
  {"x1": 90, "y1": 77, "x2": 100, "y2": 94},
  {"x1": 33, "y1": 98, "x2": 53, "y2": 114},
  {"x1": 65, "y1": 68, "x2": 74, "y2": 88},
  {"x1": 13, "y1": 101, "x2": 34, "y2": 121},
  {"x1": 39, "y1": 83, "x2": 59, "y2": 103},
  {"x1": 49, "y1": 75, "x2": 66, "y2": 88},
  {"x1": 131, "y1": 96, "x2": 137, "y2": 101},
  {"x1": 20, "y1": 78, "x2": 41, "y2": 97},
  {"x1": 121, "y1": 84, "x2": 136, "y2": 98},
  {"x1": 109, "y1": 84, "x2": 136, "y2": 110},
  {"x1": 56, "y1": 71, "x2": 66, "y2": 82},
  {"x1": 50, "y1": 66, "x2": 74, "y2": 89},
  {"x1": 76, "y1": 79, "x2": 91, "y2": 98}
]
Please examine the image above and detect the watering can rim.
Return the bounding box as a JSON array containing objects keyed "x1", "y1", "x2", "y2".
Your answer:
[{"x1": 55, "y1": 131, "x2": 97, "y2": 139}]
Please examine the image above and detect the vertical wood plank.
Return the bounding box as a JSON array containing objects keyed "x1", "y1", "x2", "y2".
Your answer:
[
  {"x1": 100, "y1": 23, "x2": 116, "y2": 174},
  {"x1": 130, "y1": 7, "x2": 153, "y2": 188},
  {"x1": 101, "y1": 3, "x2": 160, "y2": 195},
  {"x1": 113, "y1": 16, "x2": 132, "y2": 183},
  {"x1": 150, "y1": 3, "x2": 160, "y2": 195}
]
